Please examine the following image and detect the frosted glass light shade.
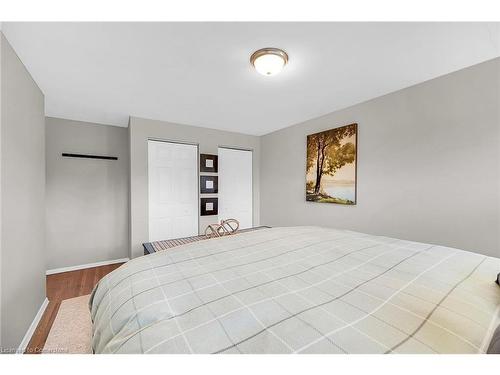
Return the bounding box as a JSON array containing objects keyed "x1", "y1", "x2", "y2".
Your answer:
[{"x1": 250, "y1": 48, "x2": 288, "y2": 76}]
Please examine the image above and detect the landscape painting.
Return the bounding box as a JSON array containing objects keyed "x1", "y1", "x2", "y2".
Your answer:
[{"x1": 306, "y1": 123, "x2": 357, "y2": 205}]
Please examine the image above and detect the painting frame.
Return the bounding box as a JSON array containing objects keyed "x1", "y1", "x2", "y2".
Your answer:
[
  {"x1": 305, "y1": 123, "x2": 358, "y2": 205},
  {"x1": 200, "y1": 176, "x2": 218, "y2": 194},
  {"x1": 200, "y1": 197, "x2": 218, "y2": 216},
  {"x1": 200, "y1": 154, "x2": 218, "y2": 173}
]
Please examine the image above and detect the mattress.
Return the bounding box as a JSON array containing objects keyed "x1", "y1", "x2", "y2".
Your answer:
[{"x1": 90, "y1": 226, "x2": 500, "y2": 354}]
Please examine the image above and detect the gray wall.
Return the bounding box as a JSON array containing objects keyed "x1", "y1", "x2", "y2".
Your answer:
[
  {"x1": 0, "y1": 33, "x2": 46, "y2": 350},
  {"x1": 260, "y1": 58, "x2": 500, "y2": 257},
  {"x1": 129, "y1": 116, "x2": 261, "y2": 259},
  {"x1": 0, "y1": 29, "x2": 3, "y2": 350},
  {"x1": 46, "y1": 117, "x2": 129, "y2": 270}
]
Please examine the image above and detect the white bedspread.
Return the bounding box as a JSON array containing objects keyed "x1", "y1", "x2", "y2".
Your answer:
[{"x1": 90, "y1": 226, "x2": 500, "y2": 353}]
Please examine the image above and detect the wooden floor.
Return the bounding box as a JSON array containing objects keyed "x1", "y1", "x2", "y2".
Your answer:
[{"x1": 25, "y1": 263, "x2": 123, "y2": 354}]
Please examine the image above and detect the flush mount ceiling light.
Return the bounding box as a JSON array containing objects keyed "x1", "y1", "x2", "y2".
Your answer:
[{"x1": 250, "y1": 48, "x2": 289, "y2": 76}]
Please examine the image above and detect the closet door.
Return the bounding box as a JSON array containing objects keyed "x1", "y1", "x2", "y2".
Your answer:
[
  {"x1": 148, "y1": 140, "x2": 198, "y2": 241},
  {"x1": 218, "y1": 147, "x2": 253, "y2": 229}
]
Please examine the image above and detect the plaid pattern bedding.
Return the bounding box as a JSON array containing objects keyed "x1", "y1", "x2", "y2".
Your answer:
[{"x1": 90, "y1": 226, "x2": 500, "y2": 354}]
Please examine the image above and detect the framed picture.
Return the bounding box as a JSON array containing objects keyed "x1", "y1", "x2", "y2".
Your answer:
[
  {"x1": 200, "y1": 154, "x2": 218, "y2": 172},
  {"x1": 200, "y1": 176, "x2": 218, "y2": 194},
  {"x1": 306, "y1": 123, "x2": 357, "y2": 205},
  {"x1": 201, "y1": 197, "x2": 218, "y2": 216}
]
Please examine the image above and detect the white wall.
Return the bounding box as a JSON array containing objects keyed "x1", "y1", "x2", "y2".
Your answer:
[
  {"x1": 260, "y1": 58, "x2": 500, "y2": 257},
  {"x1": 45, "y1": 117, "x2": 129, "y2": 270},
  {"x1": 129, "y1": 116, "x2": 261, "y2": 259},
  {"x1": 0, "y1": 33, "x2": 46, "y2": 350}
]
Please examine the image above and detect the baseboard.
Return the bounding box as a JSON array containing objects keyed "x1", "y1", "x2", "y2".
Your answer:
[
  {"x1": 46, "y1": 258, "x2": 129, "y2": 275},
  {"x1": 17, "y1": 297, "x2": 49, "y2": 354}
]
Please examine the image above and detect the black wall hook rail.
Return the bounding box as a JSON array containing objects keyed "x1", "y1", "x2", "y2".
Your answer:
[{"x1": 62, "y1": 153, "x2": 118, "y2": 160}]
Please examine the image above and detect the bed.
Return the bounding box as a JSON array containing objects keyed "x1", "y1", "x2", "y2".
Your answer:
[{"x1": 90, "y1": 226, "x2": 500, "y2": 354}]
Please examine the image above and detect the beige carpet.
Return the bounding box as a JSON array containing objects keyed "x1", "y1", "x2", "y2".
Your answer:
[{"x1": 43, "y1": 294, "x2": 93, "y2": 354}]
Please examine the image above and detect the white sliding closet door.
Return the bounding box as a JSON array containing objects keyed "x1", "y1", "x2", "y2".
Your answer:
[
  {"x1": 148, "y1": 140, "x2": 198, "y2": 241},
  {"x1": 218, "y1": 147, "x2": 253, "y2": 229}
]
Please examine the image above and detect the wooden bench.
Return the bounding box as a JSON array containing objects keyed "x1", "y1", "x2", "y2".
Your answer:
[{"x1": 142, "y1": 226, "x2": 271, "y2": 255}]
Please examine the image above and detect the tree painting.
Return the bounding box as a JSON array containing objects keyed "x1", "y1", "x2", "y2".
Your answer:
[{"x1": 306, "y1": 124, "x2": 357, "y2": 204}]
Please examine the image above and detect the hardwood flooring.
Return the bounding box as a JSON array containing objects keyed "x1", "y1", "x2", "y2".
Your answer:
[{"x1": 25, "y1": 263, "x2": 123, "y2": 354}]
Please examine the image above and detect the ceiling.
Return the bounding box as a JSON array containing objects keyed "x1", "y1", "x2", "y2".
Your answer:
[{"x1": 2, "y1": 22, "x2": 499, "y2": 136}]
